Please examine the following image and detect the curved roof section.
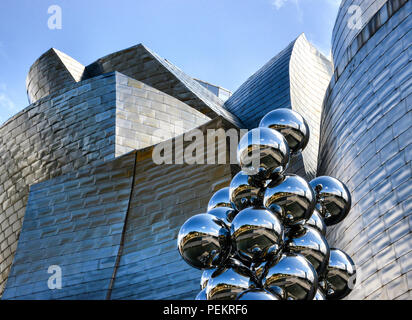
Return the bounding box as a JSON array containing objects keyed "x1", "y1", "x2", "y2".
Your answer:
[
  {"x1": 224, "y1": 34, "x2": 332, "y2": 128},
  {"x1": 224, "y1": 38, "x2": 295, "y2": 129},
  {"x1": 331, "y1": 0, "x2": 387, "y2": 68},
  {"x1": 84, "y1": 44, "x2": 243, "y2": 128},
  {"x1": 224, "y1": 34, "x2": 332, "y2": 178},
  {"x1": 26, "y1": 48, "x2": 86, "y2": 104},
  {"x1": 25, "y1": 45, "x2": 243, "y2": 128},
  {"x1": 289, "y1": 34, "x2": 333, "y2": 179}
]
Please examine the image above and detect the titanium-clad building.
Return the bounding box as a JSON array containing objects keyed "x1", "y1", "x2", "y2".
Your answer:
[
  {"x1": 0, "y1": 35, "x2": 332, "y2": 299},
  {"x1": 224, "y1": 33, "x2": 332, "y2": 180},
  {"x1": 318, "y1": 0, "x2": 411, "y2": 300},
  {"x1": 0, "y1": 0, "x2": 410, "y2": 300}
]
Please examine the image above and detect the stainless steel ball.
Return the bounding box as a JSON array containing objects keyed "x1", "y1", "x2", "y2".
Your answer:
[
  {"x1": 207, "y1": 207, "x2": 236, "y2": 226},
  {"x1": 262, "y1": 253, "x2": 318, "y2": 300},
  {"x1": 231, "y1": 207, "x2": 284, "y2": 263},
  {"x1": 177, "y1": 213, "x2": 231, "y2": 270},
  {"x1": 313, "y1": 289, "x2": 326, "y2": 300},
  {"x1": 253, "y1": 259, "x2": 270, "y2": 281},
  {"x1": 229, "y1": 171, "x2": 264, "y2": 211},
  {"x1": 306, "y1": 209, "x2": 327, "y2": 236},
  {"x1": 286, "y1": 225, "x2": 330, "y2": 275},
  {"x1": 237, "y1": 127, "x2": 290, "y2": 180},
  {"x1": 195, "y1": 288, "x2": 208, "y2": 300},
  {"x1": 207, "y1": 187, "x2": 232, "y2": 212},
  {"x1": 200, "y1": 268, "x2": 216, "y2": 290},
  {"x1": 206, "y1": 267, "x2": 255, "y2": 300},
  {"x1": 309, "y1": 176, "x2": 352, "y2": 226},
  {"x1": 264, "y1": 174, "x2": 316, "y2": 226},
  {"x1": 325, "y1": 248, "x2": 356, "y2": 300},
  {"x1": 259, "y1": 108, "x2": 310, "y2": 154},
  {"x1": 237, "y1": 289, "x2": 280, "y2": 300}
]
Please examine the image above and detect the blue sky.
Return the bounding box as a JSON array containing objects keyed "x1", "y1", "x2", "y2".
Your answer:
[{"x1": 0, "y1": 0, "x2": 341, "y2": 125}]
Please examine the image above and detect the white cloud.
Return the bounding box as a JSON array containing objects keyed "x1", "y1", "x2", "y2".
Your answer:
[
  {"x1": 272, "y1": 0, "x2": 288, "y2": 9},
  {"x1": 271, "y1": 0, "x2": 341, "y2": 24},
  {"x1": 271, "y1": 0, "x2": 303, "y2": 22},
  {"x1": 272, "y1": 0, "x2": 341, "y2": 11},
  {"x1": 0, "y1": 83, "x2": 17, "y2": 112}
]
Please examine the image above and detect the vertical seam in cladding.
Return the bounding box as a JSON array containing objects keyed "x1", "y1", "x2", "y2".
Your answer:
[
  {"x1": 333, "y1": 0, "x2": 408, "y2": 83},
  {"x1": 105, "y1": 151, "x2": 138, "y2": 300}
]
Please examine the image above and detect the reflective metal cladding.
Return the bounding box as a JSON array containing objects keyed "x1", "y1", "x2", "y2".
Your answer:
[{"x1": 1, "y1": 0, "x2": 410, "y2": 301}]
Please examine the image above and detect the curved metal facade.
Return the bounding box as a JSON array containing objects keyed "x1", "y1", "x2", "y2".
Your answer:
[
  {"x1": 0, "y1": 67, "x2": 209, "y2": 295},
  {"x1": 289, "y1": 35, "x2": 333, "y2": 179},
  {"x1": 319, "y1": 0, "x2": 411, "y2": 300},
  {"x1": 85, "y1": 44, "x2": 243, "y2": 128},
  {"x1": 26, "y1": 48, "x2": 86, "y2": 104},
  {"x1": 331, "y1": 0, "x2": 387, "y2": 68},
  {"x1": 1, "y1": 36, "x2": 333, "y2": 299},
  {"x1": 225, "y1": 34, "x2": 332, "y2": 179},
  {"x1": 2, "y1": 117, "x2": 237, "y2": 300},
  {"x1": 1, "y1": 3, "x2": 410, "y2": 298}
]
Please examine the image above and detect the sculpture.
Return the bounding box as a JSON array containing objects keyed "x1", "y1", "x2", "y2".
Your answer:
[{"x1": 178, "y1": 108, "x2": 356, "y2": 300}]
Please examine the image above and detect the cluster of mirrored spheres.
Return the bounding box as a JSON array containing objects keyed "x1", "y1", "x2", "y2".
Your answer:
[{"x1": 177, "y1": 108, "x2": 356, "y2": 300}]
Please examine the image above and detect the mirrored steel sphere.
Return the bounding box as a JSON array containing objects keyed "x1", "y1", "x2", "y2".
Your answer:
[
  {"x1": 237, "y1": 289, "x2": 280, "y2": 300},
  {"x1": 231, "y1": 207, "x2": 284, "y2": 262},
  {"x1": 207, "y1": 207, "x2": 236, "y2": 226},
  {"x1": 206, "y1": 266, "x2": 255, "y2": 300},
  {"x1": 253, "y1": 260, "x2": 270, "y2": 281},
  {"x1": 229, "y1": 171, "x2": 264, "y2": 211},
  {"x1": 264, "y1": 175, "x2": 316, "y2": 226},
  {"x1": 259, "y1": 108, "x2": 310, "y2": 154},
  {"x1": 195, "y1": 288, "x2": 208, "y2": 300},
  {"x1": 313, "y1": 289, "x2": 326, "y2": 300},
  {"x1": 309, "y1": 176, "x2": 352, "y2": 226},
  {"x1": 286, "y1": 225, "x2": 330, "y2": 275},
  {"x1": 318, "y1": 279, "x2": 328, "y2": 292},
  {"x1": 177, "y1": 214, "x2": 231, "y2": 270},
  {"x1": 325, "y1": 248, "x2": 356, "y2": 300},
  {"x1": 237, "y1": 127, "x2": 290, "y2": 180},
  {"x1": 306, "y1": 209, "x2": 327, "y2": 236},
  {"x1": 201, "y1": 268, "x2": 216, "y2": 290},
  {"x1": 224, "y1": 255, "x2": 260, "y2": 286},
  {"x1": 262, "y1": 253, "x2": 318, "y2": 300},
  {"x1": 226, "y1": 249, "x2": 252, "y2": 269},
  {"x1": 207, "y1": 187, "x2": 232, "y2": 212}
]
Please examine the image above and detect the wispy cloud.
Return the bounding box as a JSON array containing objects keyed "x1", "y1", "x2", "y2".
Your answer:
[
  {"x1": 272, "y1": 0, "x2": 341, "y2": 10},
  {"x1": 272, "y1": 0, "x2": 288, "y2": 10},
  {"x1": 271, "y1": 0, "x2": 341, "y2": 24},
  {"x1": 0, "y1": 83, "x2": 17, "y2": 113},
  {"x1": 271, "y1": 0, "x2": 303, "y2": 22}
]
